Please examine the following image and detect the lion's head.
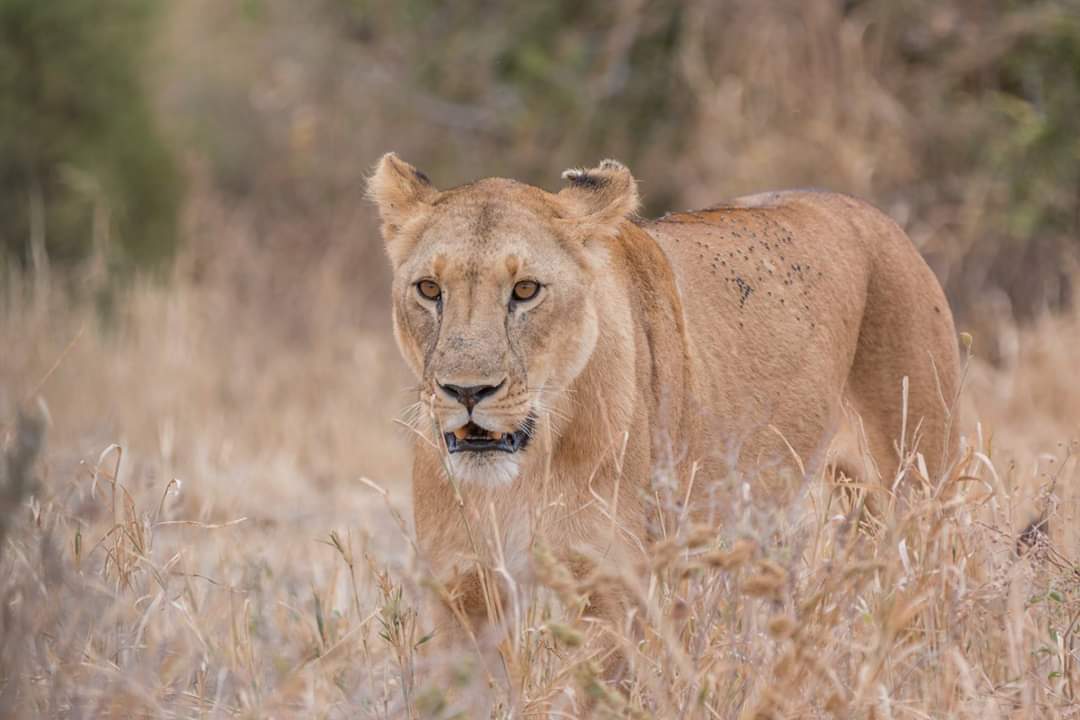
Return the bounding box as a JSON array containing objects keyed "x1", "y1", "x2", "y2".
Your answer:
[{"x1": 369, "y1": 154, "x2": 639, "y2": 486}]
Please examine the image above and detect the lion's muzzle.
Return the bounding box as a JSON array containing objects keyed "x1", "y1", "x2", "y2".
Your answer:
[{"x1": 444, "y1": 414, "x2": 536, "y2": 454}]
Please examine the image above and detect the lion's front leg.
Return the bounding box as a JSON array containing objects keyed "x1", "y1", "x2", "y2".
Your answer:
[
  {"x1": 566, "y1": 551, "x2": 641, "y2": 691},
  {"x1": 429, "y1": 564, "x2": 505, "y2": 651},
  {"x1": 411, "y1": 455, "x2": 519, "y2": 702}
]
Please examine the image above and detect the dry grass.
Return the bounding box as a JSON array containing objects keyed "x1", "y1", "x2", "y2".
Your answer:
[
  {"x1": 2, "y1": 3, "x2": 1079, "y2": 711},
  {"x1": 2, "y1": 191, "x2": 1080, "y2": 719}
]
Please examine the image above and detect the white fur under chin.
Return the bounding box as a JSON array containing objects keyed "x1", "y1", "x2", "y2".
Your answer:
[{"x1": 447, "y1": 451, "x2": 521, "y2": 487}]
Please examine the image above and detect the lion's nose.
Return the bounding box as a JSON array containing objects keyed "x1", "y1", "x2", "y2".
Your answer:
[{"x1": 438, "y1": 380, "x2": 505, "y2": 412}]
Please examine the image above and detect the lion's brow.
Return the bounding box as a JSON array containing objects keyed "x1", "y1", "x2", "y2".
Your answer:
[{"x1": 474, "y1": 201, "x2": 496, "y2": 238}]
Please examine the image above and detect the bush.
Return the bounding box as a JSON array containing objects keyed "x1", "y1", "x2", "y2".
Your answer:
[{"x1": 0, "y1": 0, "x2": 181, "y2": 274}]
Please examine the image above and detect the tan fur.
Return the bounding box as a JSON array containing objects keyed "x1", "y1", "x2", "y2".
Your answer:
[{"x1": 369, "y1": 154, "x2": 961, "y2": 664}]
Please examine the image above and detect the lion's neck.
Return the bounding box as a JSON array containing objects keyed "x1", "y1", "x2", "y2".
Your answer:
[{"x1": 548, "y1": 223, "x2": 693, "y2": 492}]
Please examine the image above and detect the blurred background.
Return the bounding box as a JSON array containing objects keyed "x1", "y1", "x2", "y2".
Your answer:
[
  {"x1": 2, "y1": 2, "x2": 1079, "y2": 715},
  {"x1": 2, "y1": 0, "x2": 1079, "y2": 508},
  {"x1": 5, "y1": 1, "x2": 1080, "y2": 317},
  {"x1": 1, "y1": 0, "x2": 1079, "y2": 513}
]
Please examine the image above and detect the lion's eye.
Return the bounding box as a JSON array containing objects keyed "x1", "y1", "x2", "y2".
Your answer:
[
  {"x1": 511, "y1": 280, "x2": 540, "y2": 303},
  {"x1": 416, "y1": 279, "x2": 441, "y2": 302}
]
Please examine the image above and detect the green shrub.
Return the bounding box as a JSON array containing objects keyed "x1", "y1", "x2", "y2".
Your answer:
[{"x1": 0, "y1": 0, "x2": 181, "y2": 274}]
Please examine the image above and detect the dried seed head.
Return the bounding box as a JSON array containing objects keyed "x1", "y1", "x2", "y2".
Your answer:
[
  {"x1": 825, "y1": 692, "x2": 849, "y2": 715},
  {"x1": 743, "y1": 560, "x2": 787, "y2": 598},
  {"x1": 703, "y1": 538, "x2": 757, "y2": 569},
  {"x1": 546, "y1": 622, "x2": 584, "y2": 647},
  {"x1": 767, "y1": 614, "x2": 797, "y2": 639}
]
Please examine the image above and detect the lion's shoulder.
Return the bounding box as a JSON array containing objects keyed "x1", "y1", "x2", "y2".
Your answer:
[
  {"x1": 650, "y1": 190, "x2": 904, "y2": 253},
  {"x1": 654, "y1": 188, "x2": 884, "y2": 217}
]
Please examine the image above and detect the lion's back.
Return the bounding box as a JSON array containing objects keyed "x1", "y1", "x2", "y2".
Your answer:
[
  {"x1": 644, "y1": 189, "x2": 879, "y2": 375},
  {"x1": 642, "y1": 189, "x2": 959, "y2": 480}
]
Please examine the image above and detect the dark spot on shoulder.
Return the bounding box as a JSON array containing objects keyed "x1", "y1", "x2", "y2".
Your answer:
[{"x1": 733, "y1": 276, "x2": 753, "y2": 308}]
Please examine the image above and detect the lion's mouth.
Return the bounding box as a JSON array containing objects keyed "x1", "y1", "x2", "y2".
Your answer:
[{"x1": 444, "y1": 414, "x2": 536, "y2": 454}]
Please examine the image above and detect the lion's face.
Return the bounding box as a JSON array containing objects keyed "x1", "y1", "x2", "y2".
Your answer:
[
  {"x1": 392, "y1": 186, "x2": 600, "y2": 485},
  {"x1": 370, "y1": 155, "x2": 638, "y2": 486}
]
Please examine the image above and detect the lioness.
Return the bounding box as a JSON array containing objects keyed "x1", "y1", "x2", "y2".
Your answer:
[{"x1": 369, "y1": 154, "x2": 960, "y2": 664}]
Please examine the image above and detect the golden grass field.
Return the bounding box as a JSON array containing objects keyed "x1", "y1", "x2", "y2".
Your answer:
[
  {"x1": 2, "y1": 183, "x2": 1079, "y2": 719},
  {"x1": 3, "y1": 3, "x2": 1080, "y2": 716}
]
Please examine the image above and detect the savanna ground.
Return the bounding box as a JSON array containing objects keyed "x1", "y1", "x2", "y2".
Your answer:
[
  {"x1": 3, "y1": 186, "x2": 1080, "y2": 719},
  {"x1": 3, "y1": 1, "x2": 1080, "y2": 718}
]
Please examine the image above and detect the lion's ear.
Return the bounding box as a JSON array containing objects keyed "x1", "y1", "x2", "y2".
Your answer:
[
  {"x1": 556, "y1": 159, "x2": 640, "y2": 239},
  {"x1": 367, "y1": 152, "x2": 438, "y2": 239}
]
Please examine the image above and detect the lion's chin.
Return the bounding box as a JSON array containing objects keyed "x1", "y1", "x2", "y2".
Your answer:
[{"x1": 447, "y1": 451, "x2": 522, "y2": 488}]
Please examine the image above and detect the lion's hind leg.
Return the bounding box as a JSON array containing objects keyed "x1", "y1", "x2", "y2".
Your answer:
[{"x1": 826, "y1": 400, "x2": 890, "y2": 530}]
